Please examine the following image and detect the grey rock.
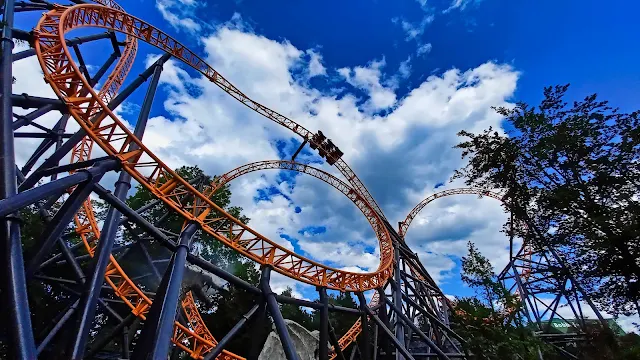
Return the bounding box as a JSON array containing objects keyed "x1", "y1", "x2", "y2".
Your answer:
[{"x1": 259, "y1": 319, "x2": 330, "y2": 360}]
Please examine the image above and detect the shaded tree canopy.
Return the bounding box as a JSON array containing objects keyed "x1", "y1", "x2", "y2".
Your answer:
[
  {"x1": 452, "y1": 242, "x2": 547, "y2": 360},
  {"x1": 453, "y1": 84, "x2": 640, "y2": 317}
]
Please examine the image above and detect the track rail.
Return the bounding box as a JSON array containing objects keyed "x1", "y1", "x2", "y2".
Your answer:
[
  {"x1": 34, "y1": 0, "x2": 393, "y2": 297},
  {"x1": 54, "y1": 1, "x2": 234, "y2": 358},
  {"x1": 211, "y1": 159, "x2": 387, "y2": 358},
  {"x1": 398, "y1": 187, "x2": 504, "y2": 238},
  {"x1": 399, "y1": 187, "x2": 532, "y2": 293}
]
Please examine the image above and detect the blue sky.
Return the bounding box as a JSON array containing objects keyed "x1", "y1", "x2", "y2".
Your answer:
[{"x1": 12, "y1": 0, "x2": 640, "y2": 326}]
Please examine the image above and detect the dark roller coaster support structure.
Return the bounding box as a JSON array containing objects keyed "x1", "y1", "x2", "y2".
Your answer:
[{"x1": 0, "y1": 1, "x2": 615, "y2": 359}]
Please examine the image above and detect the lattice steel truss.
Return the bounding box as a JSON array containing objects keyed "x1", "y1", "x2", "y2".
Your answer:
[{"x1": 0, "y1": 1, "x2": 604, "y2": 360}]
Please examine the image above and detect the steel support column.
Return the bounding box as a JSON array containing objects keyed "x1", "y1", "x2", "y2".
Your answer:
[
  {"x1": 36, "y1": 299, "x2": 80, "y2": 354},
  {"x1": 203, "y1": 304, "x2": 260, "y2": 360},
  {"x1": 318, "y1": 287, "x2": 329, "y2": 360},
  {"x1": 85, "y1": 313, "x2": 138, "y2": 359},
  {"x1": 24, "y1": 162, "x2": 113, "y2": 278},
  {"x1": 381, "y1": 292, "x2": 451, "y2": 360},
  {"x1": 261, "y1": 266, "x2": 300, "y2": 360},
  {"x1": 0, "y1": 0, "x2": 37, "y2": 357},
  {"x1": 132, "y1": 222, "x2": 199, "y2": 359},
  {"x1": 362, "y1": 304, "x2": 416, "y2": 360},
  {"x1": 64, "y1": 55, "x2": 165, "y2": 357},
  {"x1": 356, "y1": 292, "x2": 372, "y2": 360},
  {"x1": 328, "y1": 323, "x2": 347, "y2": 360},
  {"x1": 393, "y1": 247, "x2": 406, "y2": 360}
]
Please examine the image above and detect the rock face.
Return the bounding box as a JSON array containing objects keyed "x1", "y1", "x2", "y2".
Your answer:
[{"x1": 258, "y1": 320, "x2": 324, "y2": 360}]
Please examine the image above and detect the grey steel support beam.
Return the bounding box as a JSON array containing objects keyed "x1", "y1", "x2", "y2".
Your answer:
[
  {"x1": 89, "y1": 51, "x2": 118, "y2": 87},
  {"x1": 122, "y1": 326, "x2": 131, "y2": 359},
  {"x1": 261, "y1": 266, "x2": 300, "y2": 360},
  {"x1": 318, "y1": 287, "x2": 329, "y2": 360},
  {"x1": 104, "y1": 52, "x2": 171, "y2": 114},
  {"x1": 356, "y1": 292, "x2": 371, "y2": 360},
  {"x1": 393, "y1": 279, "x2": 466, "y2": 345},
  {"x1": 19, "y1": 53, "x2": 171, "y2": 191},
  {"x1": 393, "y1": 247, "x2": 406, "y2": 360},
  {"x1": 248, "y1": 302, "x2": 269, "y2": 359},
  {"x1": 10, "y1": 27, "x2": 30, "y2": 41},
  {"x1": 12, "y1": 47, "x2": 35, "y2": 62},
  {"x1": 72, "y1": 44, "x2": 91, "y2": 82},
  {"x1": 85, "y1": 313, "x2": 137, "y2": 359},
  {"x1": 11, "y1": 93, "x2": 65, "y2": 110},
  {"x1": 24, "y1": 161, "x2": 115, "y2": 278},
  {"x1": 13, "y1": 131, "x2": 73, "y2": 138},
  {"x1": 381, "y1": 292, "x2": 451, "y2": 360},
  {"x1": 12, "y1": 104, "x2": 57, "y2": 129},
  {"x1": 0, "y1": 159, "x2": 119, "y2": 217},
  {"x1": 132, "y1": 222, "x2": 199, "y2": 359},
  {"x1": 56, "y1": 237, "x2": 86, "y2": 283},
  {"x1": 65, "y1": 57, "x2": 165, "y2": 358},
  {"x1": 203, "y1": 304, "x2": 261, "y2": 360},
  {"x1": 328, "y1": 322, "x2": 346, "y2": 360},
  {"x1": 15, "y1": 2, "x2": 52, "y2": 12},
  {"x1": 36, "y1": 299, "x2": 80, "y2": 354},
  {"x1": 377, "y1": 288, "x2": 394, "y2": 357},
  {"x1": 20, "y1": 114, "x2": 70, "y2": 176},
  {"x1": 0, "y1": 0, "x2": 37, "y2": 357},
  {"x1": 138, "y1": 241, "x2": 162, "y2": 281},
  {"x1": 361, "y1": 303, "x2": 416, "y2": 360}
]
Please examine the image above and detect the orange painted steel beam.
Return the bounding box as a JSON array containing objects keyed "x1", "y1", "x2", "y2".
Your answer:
[
  {"x1": 34, "y1": 4, "x2": 394, "y2": 293},
  {"x1": 46, "y1": 1, "x2": 239, "y2": 358}
]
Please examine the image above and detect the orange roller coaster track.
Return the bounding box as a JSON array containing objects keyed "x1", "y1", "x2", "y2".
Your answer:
[
  {"x1": 31, "y1": 3, "x2": 395, "y2": 358},
  {"x1": 55, "y1": 1, "x2": 237, "y2": 358},
  {"x1": 399, "y1": 187, "x2": 533, "y2": 289},
  {"x1": 35, "y1": 1, "x2": 394, "y2": 293},
  {"x1": 210, "y1": 159, "x2": 388, "y2": 359}
]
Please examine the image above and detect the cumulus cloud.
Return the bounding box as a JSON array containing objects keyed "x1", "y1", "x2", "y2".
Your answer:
[
  {"x1": 398, "y1": 57, "x2": 412, "y2": 79},
  {"x1": 306, "y1": 49, "x2": 326, "y2": 78},
  {"x1": 156, "y1": 0, "x2": 202, "y2": 33},
  {"x1": 338, "y1": 58, "x2": 398, "y2": 112},
  {"x1": 13, "y1": 14, "x2": 520, "y2": 298},
  {"x1": 130, "y1": 17, "x2": 519, "y2": 297}
]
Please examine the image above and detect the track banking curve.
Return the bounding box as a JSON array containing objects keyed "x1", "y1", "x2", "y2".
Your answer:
[
  {"x1": 35, "y1": 1, "x2": 393, "y2": 291},
  {"x1": 399, "y1": 187, "x2": 532, "y2": 289},
  {"x1": 50, "y1": 1, "x2": 236, "y2": 358},
  {"x1": 210, "y1": 159, "x2": 385, "y2": 359}
]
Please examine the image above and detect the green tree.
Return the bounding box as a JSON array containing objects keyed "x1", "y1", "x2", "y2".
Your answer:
[
  {"x1": 280, "y1": 287, "x2": 315, "y2": 331},
  {"x1": 452, "y1": 243, "x2": 548, "y2": 360},
  {"x1": 125, "y1": 165, "x2": 271, "y2": 357},
  {"x1": 453, "y1": 84, "x2": 640, "y2": 317},
  {"x1": 311, "y1": 291, "x2": 359, "y2": 336}
]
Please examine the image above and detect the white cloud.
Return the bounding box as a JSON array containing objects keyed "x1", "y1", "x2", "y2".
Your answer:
[
  {"x1": 139, "y1": 19, "x2": 518, "y2": 289},
  {"x1": 398, "y1": 57, "x2": 412, "y2": 79},
  {"x1": 156, "y1": 0, "x2": 202, "y2": 33},
  {"x1": 417, "y1": 42, "x2": 433, "y2": 56},
  {"x1": 13, "y1": 15, "x2": 520, "y2": 298},
  {"x1": 443, "y1": 0, "x2": 479, "y2": 13},
  {"x1": 306, "y1": 49, "x2": 326, "y2": 77},
  {"x1": 338, "y1": 58, "x2": 397, "y2": 111},
  {"x1": 393, "y1": 15, "x2": 435, "y2": 41}
]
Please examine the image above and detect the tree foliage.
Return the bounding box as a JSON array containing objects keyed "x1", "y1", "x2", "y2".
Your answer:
[
  {"x1": 452, "y1": 242, "x2": 547, "y2": 360},
  {"x1": 453, "y1": 84, "x2": 640, "y2": 317}
]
